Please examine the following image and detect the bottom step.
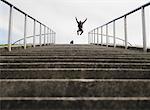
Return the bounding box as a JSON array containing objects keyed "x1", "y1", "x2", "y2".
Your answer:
[{"x1": 1, "y1": 97, "x2": 150, "y2": 110}]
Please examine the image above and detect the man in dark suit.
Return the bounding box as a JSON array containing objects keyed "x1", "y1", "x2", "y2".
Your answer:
[{"x1": 75, "y1": 17, "x2": 87, "y2": 35}]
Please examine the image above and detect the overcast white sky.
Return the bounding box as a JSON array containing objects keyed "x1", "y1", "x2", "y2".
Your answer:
[{"x1": 0, "y1": 0, "x2": 150, "y2": 46}]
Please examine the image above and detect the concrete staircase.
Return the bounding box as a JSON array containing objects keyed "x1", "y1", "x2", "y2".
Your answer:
[{"x1": 0, "y1": 44, "x2": 150, "y2": 110}]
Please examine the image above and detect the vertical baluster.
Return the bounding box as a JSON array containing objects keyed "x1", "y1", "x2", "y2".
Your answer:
[
  {"x1": 44, "y1": 26, "x2": 46, "y2": 45},
  {"x1": 39, "y1": 23, "x2": 42, "y2": 46},
  {"x1": 52, "y1": 30, "x2": 54, "y2": 44},
  {"x1": 94, "y1": 29, "x2": 95, "y2": 44},
  {"x1": 33, "y1": 19, "x2": 36, "y2": 47},
  {"x1": 8, "y1": 6, "x2": 13, "y2": 51},
  {"x1": 91, "y1": 31, "x2": 92, "y2": 44},
  {"x1": 91, "y1": 30, "x2": 94, "y2": 44},
  {"x1": 141, "y1": 7, "x2": 147, "y2": 52},
  {"x1": 88, "y1": 32, "x2": 90, "y2": 44},
  {"x1": 47, "y1": 28, "x2": 49, "y2": 45},
  {"x1": 49, "y1": 28, "x2": 50, "y2": 44},
  {"x1": 54, "y1": 32, "x2": 56, "y2": 44},
  {"x1": 113, "y1": 21, "x2": 116, "y2": 48},
  {"x1": 24, "y1": 14, "x2": 27, "y2": 49},
  {"x1": 49, "y1": 29, "x2": 51, "y2": 44},
  {"x1": 89, "y1": 32, "x2": 91, "y2": 44},
  {"x1": 101, "y1": 26, "x2": 103, "y2": 46},
  {"x1": 97, "y1": 28, "x2": 99, "y2": 45},
  {"x1": 54, "y1": 32, "x2": 56, "y2": 43},
  {"x1": 106, "y1": 24, "x2": 108, "y2": 47},
  {"x1": 52, "y1": 31, "x2": 53, "y2": 44},
  {"x1": 124, "y1": 16, "x2": 127, "y2": 50}
]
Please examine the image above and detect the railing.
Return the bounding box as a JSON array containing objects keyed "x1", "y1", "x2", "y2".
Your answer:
[
  {"x1": 88, "y1": 2, "x2": 150, "y2": 52},
  {"x1": 12, "y1": 33, "x2": 55, "y2": 45},
  {"x1": 0, "y1": 0, "x2": 56, "y2": 51},
  {"x1": 89, "y1": 33, "x2": 132, "y2": 46}
]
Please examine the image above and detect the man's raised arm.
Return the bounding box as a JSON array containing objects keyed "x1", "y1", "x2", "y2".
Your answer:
[
  {"x1": 83, "y1": 18, "x2": 87, "y2": 24},
  {"x1": 75, "y1": 17, "x2": 79, "y2": 23}
]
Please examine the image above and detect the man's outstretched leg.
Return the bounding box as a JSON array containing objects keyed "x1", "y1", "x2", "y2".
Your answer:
[
  {"x1": 80, "y1": 29, "x2": 83, "y2": 35},
  {"x1": 77, "y1": 30, "x2": 79, "y2": 35}
]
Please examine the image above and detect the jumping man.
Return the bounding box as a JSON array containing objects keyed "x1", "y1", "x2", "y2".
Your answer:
[{"x1": 75, "y1": 17, "x2": 87, "y2": 35}]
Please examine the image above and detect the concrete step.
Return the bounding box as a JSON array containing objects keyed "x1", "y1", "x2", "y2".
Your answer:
[
  {"x1": 1, "y1": 55, "x2": 150, "y2": 59},
  {"x1": 1, "y1": 79, "x2": 150, "y2": 97},
  {"x1": 1, "y1": 44, "x2": 150, "y2": 110},
  {"x1": 2, "y1": 50, "x2": 139, "y2": 54},
  {"x1": 1, "y1": 97, "x2": 150, "y2": 110},
  {"x1": 0, "y1": 79, "x2": 150, "y2": 97},
  {"x1": 1, "y1": 58, "x2": 150, "y2": 63},
  {"x1": 0, "y1": 53, "x2": 150, "y2": 59},
  {"x1": 1, "y1": 62, "x2": 150, "y2": 69},
  {"x1": 1, "y1": 68, "x2": 150, "y2": 79},
  {"x1": 1, "y1": 45, "x2": 149, "y2": 53},
  {"x1": 0, "y1": 44, "x2": 146, "y2": 50},
  {"x1": 3, "y1": 48, "x2": 130, "y2": 54},
  {"x1": 0, "y1": 46, "x2": 149, "y2": 54}
]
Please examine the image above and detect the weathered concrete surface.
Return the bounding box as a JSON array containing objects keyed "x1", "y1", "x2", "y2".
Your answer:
[
  {"x1": 1, "y1": 68, "x2": 150, "y2": 79},
  {"x1": 1, "y1": 80, "x2": 150, "y2": 97},
  {"x1": 1, "y1": 62, "x2": 150, "y2": 69},
  {"x1": 0, "y1": 44, "x2": 150, "y2": 110},
  {"x1": 1, "y1": 99, "x2": 150, "y2": 110}
]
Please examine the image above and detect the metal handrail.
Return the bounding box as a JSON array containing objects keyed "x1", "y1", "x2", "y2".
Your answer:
[
  {"x1": 13, "y1": 33, "x2": 49, "y2": 45},
  {"x1": 89, "y1": 33, "x2": 132, "y2": 46},
  {"x1": 1, "y1": 0, "x2": 56, "y2": 51},
  {"x1": 98, "y1": 2, "x2": 150, "y2": 28},
  {"x1": 1, "y1": 0, "x2": 44, "y2": 26},
  {"x1": 88, "y1": 2, "x2": 150, "y2": 52}
]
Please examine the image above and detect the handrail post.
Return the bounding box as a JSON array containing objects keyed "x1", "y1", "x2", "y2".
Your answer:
[
  {"x1": 141, "y1": 7, "x2": 147, "y2": 52},
  {"x1": 90, "y1": 32, "x2": 92, "y2": 44},
  {"x1": 47, "y1": 28, "x2": 49, "y2": 45},
  {"x1": 124, "y1": 16, "x2": 128, "y2": 50},
  {"x1": 101, "y1": 27, "x2": 103, "y2": 46},
  {"x1": 90, "y1": 32, "x2": 91, "y2": 44},
  {"x1": 113, "y1": 21, "x2": 116, "y2": 48},
  {"x1": 39, "y1": 23, "x2": 42, "y2": 46},
  {"x1": 91, "y1": 31, "x2": 93, "y2": 44},
  {"x1": 88, "y1": 32, "x2": 89, "y2": 44},
  {"x1": 52, "y1": 31, "x2": 54, "y2": 44},
  {"x1": 52, "y1": 31, "x2": 53, "y2": 44},
  {"x1": 88, "y1": 32, "x2": 90, "y2": 44},
  {"x1": 55, "y1": 32, "x2": 56, "y2": 43},
  {"x1": 53, "y1": 32, "x2": 55, "y2": 44},
  {"x1": 49, "y1": 29, "x2": 51, "y2": 44},
  {"x1": 50, "y1": 29, "x2": 51, "y2": 44},
  {"x1": 51, "y1": 30, "x2": 52, "y2": 44},
  {"x1": 49, "y1": 28, "x2": 51, "y2": 44},
  {"x1": 33, "y1": 20, "x2": 36, "y2": 47},
  {"x1": 89, "y1": 32, "x2": 90, "y2": 44},
  {"x1": 54, "y1": 32, "x2": 56, "y2": 44},
  {"x1": 44, "y1": 26, "x2": 46, "y2": 45},
  {"x1": 24, "y1": 14, "x2": 27, "y2": 50},
  {"x1": 94, "y1": 29, "x2": 95, "y2": 44},
  {"x1": 97, "y1": 28, "x2": 99, "y2": 45},
  {"x1": 92, "y1": 30, "x2": 94, "y2": 44},
  {"x1": 106, "y1": 24, "x2": 108, "y2": 47},
  {"x1": 47, "y1": 28, "x2": 50, "y2": 45},
  {"x1": 8, "y1": 6, "x2": 13, "y2": 52}
]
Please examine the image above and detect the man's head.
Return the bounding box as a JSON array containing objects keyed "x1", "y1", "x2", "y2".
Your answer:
[{"x1": 79, "y1": 21, "x2": 82, "y2": 24}]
